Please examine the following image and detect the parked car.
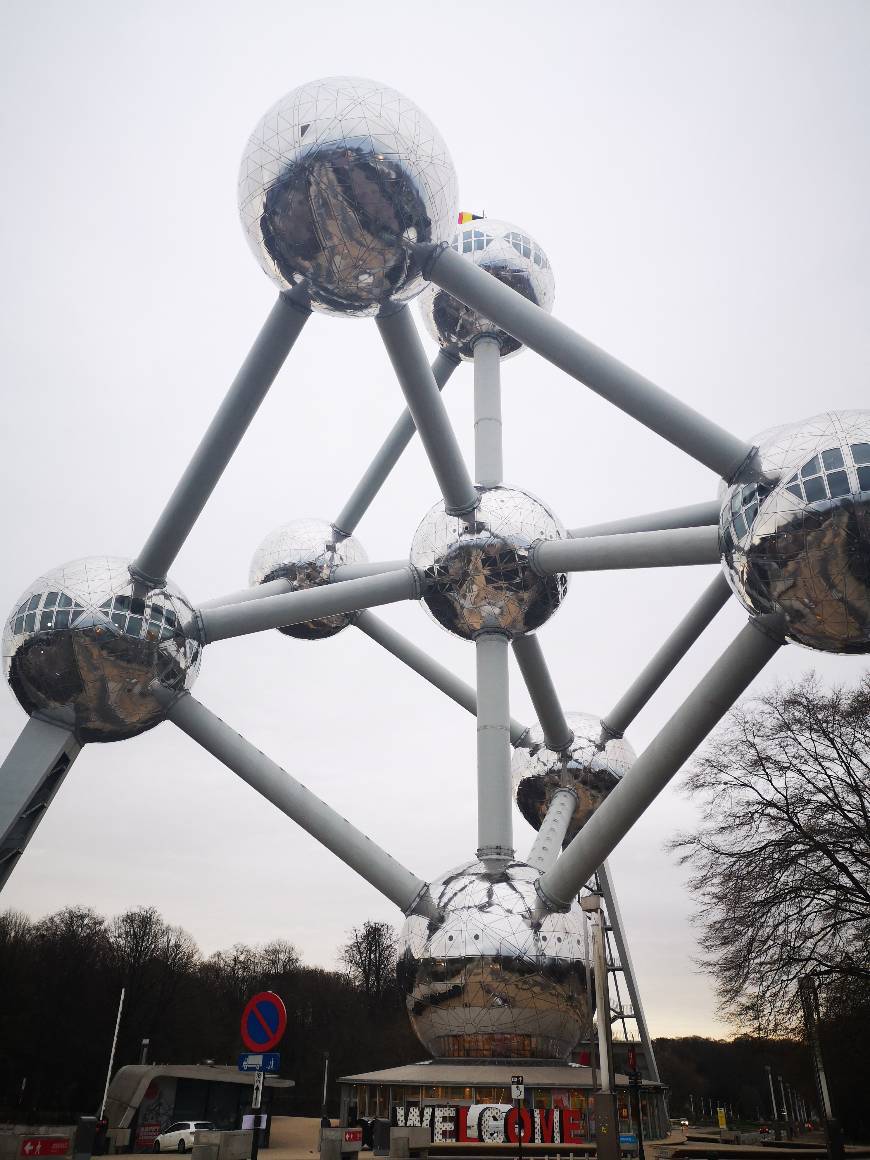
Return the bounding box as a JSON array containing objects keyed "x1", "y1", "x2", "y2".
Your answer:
[{"x1": 153, "y1": 1122, "x2": 216, "y2": 1153}]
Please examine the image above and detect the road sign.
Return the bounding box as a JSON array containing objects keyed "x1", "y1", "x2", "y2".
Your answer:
[
  {"x1": 510, "y1": 1074, "x2": 525, "y2": 1100},
  {"x1": 620, "y1": 1134, "x2": 638, "y2": 1146},
  {"x1": 240, "y1": 991, "x2": 287, "y2": 1053},
  {"x1": 20, "y1": 1140, "x2": 69, "y2": 1158},
  {"x1": 239, "y1": 1052, "x2": 281, "y2": 1073}
]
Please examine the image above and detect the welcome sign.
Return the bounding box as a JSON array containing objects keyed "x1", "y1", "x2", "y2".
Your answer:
[{"x1": 392, "y1": 1104, "x2": 591, "y2": 1144}]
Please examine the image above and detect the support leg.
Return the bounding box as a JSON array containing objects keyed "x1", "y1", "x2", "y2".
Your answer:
[
  {"x1": 599, "y1": 861, "x2": 661, "y2": 1084},
  {"x1": 161, "y1": 691, "x2": 437, "y2": 918},
  {"x1": 0, "y1": 717, "x2": 81, "y2": 891},
  {"x1": 132, "y1": 296, "x2": 309, "y2": 585},
  {"x1": 536, "y1": 614, "x2": 786, "y2": 911},
  {"x1": 475, "y1": 632, "x2": 514, "y2": 863}
]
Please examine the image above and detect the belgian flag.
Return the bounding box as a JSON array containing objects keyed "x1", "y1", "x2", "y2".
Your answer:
[{"x1": 457, "y1": 211, "x2": 485, "y2": 224}]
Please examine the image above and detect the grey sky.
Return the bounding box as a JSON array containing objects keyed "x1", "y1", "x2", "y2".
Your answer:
[{"x1": 1, "y1": 0, "x2": 869, "y2": 1040}]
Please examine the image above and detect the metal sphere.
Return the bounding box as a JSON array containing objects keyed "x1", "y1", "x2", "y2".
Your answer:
[
  {"x1": 398, "y1": 859, "x2": 590, "y2": 1060},
  {"x1": 249, "y1": 518, "x2": 367, "y2": 640},
  {"x1": 720, "y1": 410, "x2": 870, "y2": 653},
  {"x1": 512, "y1": 712, "x2": 635, "y2": 843},
  {"x1": 238, "y1": 76, "x2": 458, "y2": 318},
  {"x1": 2, "y1": 557, "x2": 201, "y2": 743},
  {"x1": 418, "y1": 219, "x2": 555, "y2": 359},
  {"x1": 409, "y1": 486, "x2": 568, "y2": 640}
]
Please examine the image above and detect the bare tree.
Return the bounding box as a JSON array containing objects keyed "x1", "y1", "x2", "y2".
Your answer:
[
  {"x1": 340, "y1": 920, "x2": 397, "y2": 1009},
  {"x1": 671, "y1": 673, "x2": 870, "y2": 1035}
]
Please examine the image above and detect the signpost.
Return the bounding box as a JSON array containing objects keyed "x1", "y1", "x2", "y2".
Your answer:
[
  {"x1": 511, "y1": 1076, "x2": 524, "y2": 1160},
  {"x1": 20, "y1": 1140, "x2": 69, "y2": 1157},
  {"x1": 240, "y1": 992, "x2": 286, "y2": 1160},
  {"x1": 624, "y1": 1046, "x2": 645, "y2": 1160}
]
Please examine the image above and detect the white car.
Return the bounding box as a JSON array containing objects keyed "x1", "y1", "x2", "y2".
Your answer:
[{"x1": 153, "y1": 1122, "x2": 215, "y2": 1153}]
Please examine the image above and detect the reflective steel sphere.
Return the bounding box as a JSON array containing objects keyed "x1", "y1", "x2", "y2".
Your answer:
[
  {"x1": 238, "y1": 76, "x2": 458, "y2": 317},
  {"x1": 3, "y1": 557, "x2": 201, "y2": 743},
  {"x1": 398, "y1": 859, "x2": 590, "y2": 1060},
  {"x1": 249, "y1": 518, "x2": 367, "y2": 640},
  {"x1": 418, "y1": 219, "x2": 555, "y2": 359},
  {"x1": 512, "y1": 712, "x2": 635, "y2": 843},
  {"x1": 720, "y1": 410, "x2": 870, "y2": 652},
  {"x1": 409, "y1": 486, "x2": 567, "y2": 640}
]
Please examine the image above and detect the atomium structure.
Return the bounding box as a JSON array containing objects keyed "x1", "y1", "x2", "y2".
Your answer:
[{"x1": 3, "y1": 75, "x2": 870, "y2": 1081}]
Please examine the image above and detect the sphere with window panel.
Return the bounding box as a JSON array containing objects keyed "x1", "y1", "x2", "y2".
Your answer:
[
  {"x1": 2, "y1": 557, "x2": 200, "y2": 742},
  {"x1": 417, "y1": 218, "x2": 555, "y2": 359},
  {"x1": 719, "y1": 410, "x2": 870, "y2": 652}
]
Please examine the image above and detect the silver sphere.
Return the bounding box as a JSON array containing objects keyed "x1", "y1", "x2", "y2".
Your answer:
[
  {"x1": 720, "y1": 410, "x2": 870, "y2": 652},
  {"x1": 418, "y1": 219, "x2": 555, "y2": 359},
  {"x1": 238, "y1": 76, "x2": 458, "y2": 318},
  {"x1": 512, "y1": 712, "x2": 635, "y2": 843},
  {"x1": 3, "y1": 557, "x2": 201, "y2": 743},
  {"x1": 409, "y1": 486, "x2": 568, "y2": 640},
  {"x1": 249, "y1": 518, "x2": 367, "y2": 640},
  {"x1": 398, "y1": 859, "x2": 590, "y2": 1060}
]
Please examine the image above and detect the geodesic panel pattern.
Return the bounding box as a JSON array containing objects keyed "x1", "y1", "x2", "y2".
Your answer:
[
  {"x1": 238, "y1": 76, "x2": 458, "y2": 317},
  {"x1": 249, "y1": 518, "x2": 367, "y2": 640},
  {"x1": 398, "y1": 860, "x2": 590, "y2": 1060},
  {"x1": 720, "y1": 410, "x2": 870, "y2": 652},
  {"x1": 418, "y1": 218, "x2": 555, "y2": 359},
  {"x1": 410, "y1": 485, "x2": 568, "y2": 639},
  {"x1": 3, "y1": 557, "x2": 200, "y2": 742},
  {"x1": 512, "y1": 711, "x2": 636, "y2": 842}
]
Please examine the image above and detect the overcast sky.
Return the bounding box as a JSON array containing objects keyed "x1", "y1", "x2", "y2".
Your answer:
[{"x1": 1, "y1": 0, "x2": 869, "y2": 1042}]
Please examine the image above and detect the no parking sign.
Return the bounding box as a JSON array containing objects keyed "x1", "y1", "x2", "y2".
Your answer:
[{"x1": 240, "y1": 991, "x2": 287, "y2": 1053}]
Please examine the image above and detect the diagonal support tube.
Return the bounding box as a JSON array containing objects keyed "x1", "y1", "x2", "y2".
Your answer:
[
  {"x1": 535, "y1": 614, "x2": 786, "y2": 913},
  {"x1": 526, "y1": 788, "x2": 578, "y2": 873},
  {"x1": 197, "y1": 560, "x2": 408, "y2": 613},
  {"x1": 132, "y1": 295, "x2": 310, "y2": 586},
  {"x1": 0, "y1": 717, "x2": 82, "y2": 891},
  {"x1": 598, "y1": 860, "x2": 661, "y2": 1084},
  {"x1": 473, "y1": 336, "x2": 503, "y2": 487},
  {"x1": 376, "y1": 307, "x2": 478, "y2": 516},
  {"x1": 418, "y1": 243, "x2": 754, "y2": 481},
  {"x1": 334, "y1": 351, "x2": 459, "y2": 537},
  {"x1": 602, "y1": 570, "x2": 733, "y2": 737},
  {"x1": 476, "y1": 632, "x2": 514, "y2": 862},
  {"x1": 569, "y1": 499, "x2": 721, "y2": 539},
  {"x1": 198, "y1": 568, "x2": 420, "y2": 644},
  {"x1": 161, "y1": 691, "x2": 438, "y2": 918},
  {"x1": 355, "y1": 611, "x2": 529, "y2": 744},
  {"x1": 511, "y1": 633, "x2": 574, "y2": 752},
  {"x1": 532, "y1": 525, "x2": 720, "y2": 573}
]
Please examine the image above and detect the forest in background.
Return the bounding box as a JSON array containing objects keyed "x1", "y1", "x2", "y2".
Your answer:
[{"x1": 0, "y1": 905, "x2": 864, "y2": 1135}]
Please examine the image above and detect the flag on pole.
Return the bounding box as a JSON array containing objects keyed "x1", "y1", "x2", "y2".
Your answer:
[{"x1": 458, "y1": 211, "x2": 485, "y2": 224}]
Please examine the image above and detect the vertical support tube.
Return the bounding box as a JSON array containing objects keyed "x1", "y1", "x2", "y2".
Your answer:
[
  {"x1": 100, "y1": 987, "x2": 126, "y2": 1118},
  {"x1": 333, "y1": 351, "x2": 459, "y2": 537},
  {"x1": 132, "y1": 297, "x2": 309, "y2": 585},
  {"x1": 598, "y1": 861, "x2": 661, "y2": 1084},
  {"x1": 473, "y1": 336, "x2": 503, "y2": 486},
  {"x1": 475, "y1": 632, "x2": 513, "y2": 862},
  {"x1": 376, "y1": 307, "x2": 478, "y2": 516},
  {"x1": 589, "y1": 903, "x2": 615, "y2": 1093}
]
